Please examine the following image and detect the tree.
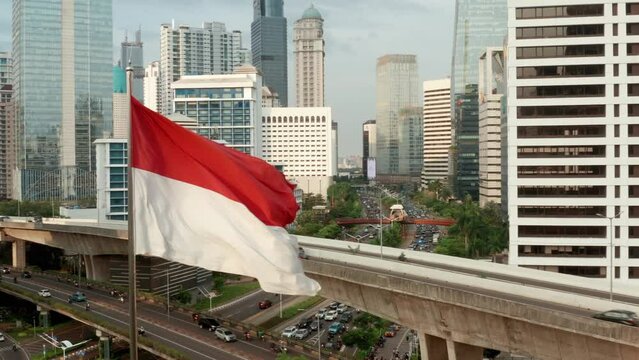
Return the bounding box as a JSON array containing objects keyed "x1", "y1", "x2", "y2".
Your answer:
[
  {"x1": 316, "y1": 223, "x2": 342, "y2": 239},
  {"x1": 342, "y1": 327, "x2": 377, "y2": 349},
  {"x1": 276, "y1": 355, "x2": 308, "y2": 360}
]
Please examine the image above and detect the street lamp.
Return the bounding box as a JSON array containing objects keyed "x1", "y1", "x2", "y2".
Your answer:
[
  {"x1": 378, "y1": 196, "x2": 394, "y2": 259},
  {"x1": 596, "y1": 211, "x2": 622, "y2": 302}
]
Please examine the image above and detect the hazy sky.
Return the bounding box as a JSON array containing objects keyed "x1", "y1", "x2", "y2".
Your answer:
[{"x1": 0, "y1": 0, "x2": 454, "y2": 157}]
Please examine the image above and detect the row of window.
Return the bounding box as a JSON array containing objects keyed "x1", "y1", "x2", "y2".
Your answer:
[
  {"x1": 516, "y1": 65, "x2": 605, "y2": 79},
  {"x1": 263, "y1": 116, "x2": 328, "y2": 123},
  {"x1": 516, "y1": 45, "x2": 604, "y2": 59},
  {"x1": 517, "y1": 146, "x2": 605, "y2": 158},
  {"x1": 518, "y1": 186, "x2": 606, "y2": 197},
  {"x1": 517, "y1": 125, "x2": 606, "y2": 138},
  {"x1": 518, "y1": 206, "x2": 605, "y2": 218},
  {"x1": 517, "y1": 105, "x2": 605, "y2": 118},
  {"x1": 516, "y1": 24, "x2": 603, "y2": 39},
  {"x1": 517, "y1": 85, "x2": 605, "y2": 98},
  {"x1": 515, "y1": 5, "x2": 603, "y2": 19}
]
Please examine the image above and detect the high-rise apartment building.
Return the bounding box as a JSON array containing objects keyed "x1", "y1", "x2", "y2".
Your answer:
[
  {"x1": 120, "y1": 29, "x2": 144, "y2": 102},
  {"x1": 375, "y1": 54, "x2": 420, "y2": 184},
  {"x1": 363, "y1": 120, "x2": 376, "y2": 180},
  {"x1": 159, "y1": 22, "x2": 246, "y2": 115},
  {"x1": 451, "y1": 0, "x2": 507, "y2": 200},
  {"x1": 171, "y1": 65, "x2": 262, "y2": 156},
  {"x1": 478, "y1": 48, "x2": 505, "y2": 206},
  {"x1": 112, "y1": 66, "x2": 128, "y2": 139},
  {"x1": 0, "y1": 52, "x2": 13, "y2": 199},
  {"x1": 261, "y1": 107, "x2": 335, "y2": 196},
  {"x1": 508, "y1": 0, "x2": 639, "y2": 283},
  {"x1": 251, "y1": 0, "x2": 288, "y2": 106},
  {"x1": 421, "y1": 79, "x2": 452, "y2": 187},
  {"x1": 143, "y1": 61, "x2": 160, "y2": 113},
  {"x1": 294, "y1": 5, "x2": 325, "y2": 107},
  {"x1": 12, "y1": 0, "x2": 112, "y2": 201}
]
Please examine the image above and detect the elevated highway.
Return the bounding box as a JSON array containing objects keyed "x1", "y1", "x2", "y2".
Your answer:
[{"x1": 1, "y1": 219, "x2": 639, "y2": 359}]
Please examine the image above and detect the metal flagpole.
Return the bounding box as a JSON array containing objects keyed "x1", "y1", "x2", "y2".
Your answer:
[{"x1": 126, "y1": 64, "x2": 139, "y2": 360}]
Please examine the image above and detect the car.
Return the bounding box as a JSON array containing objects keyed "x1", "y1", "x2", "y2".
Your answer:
[
  {"x1": 22, "y1": 271, "x2": 32, "y2": 278},
  {"x1": 281, "y1": 326, "x2": 297, "y2": 338},
  {"x1": 328, "y1": 301, "x2": 340, "y2": 310},
  {"x1": 294, "y1": 328, "x2": 310, "y2": 340},
  {"x1": 384, "y1": 324, "x2": 401, "y2": 337},
  {"x1": 1, "y1": 267, "x2": 10, "y2": 274},
  {"x1": 328, "y1": 322, "x2": 344, "y2": 335},
  {"x1": 258, "y1": 300, "x2": 272, "y2": 309},
  {"x1": 337, "y1": 304, "x2": 349, "y2": 313},
  {"x1": 68, "y1": 292, "x2": 86, "y2": 303},
  {"x1": 593, "y1": 310, "x2": 639, "y2": 326},
  {"x1": 198, "y1": 316, "x2": 220, "y2": 331},
  {"x1": 0, "y1": 332, "x2": 4, "y2": 342},
  {"x1": 324, "y1": 310, "x2": 338, "y2": 321},
  {"x1": 38, "y1": 289, "x2": 51, "y2": 297},
  {"x1": 297, "y1": 317, "x2": 314, "y2": 329},
  {"x1": 298, "y1": 247, "x2": 309, "y2": 260},
  {"x1": 339, "y1": 311, "x2": 353, "y2": 323},
  {"x1": 214, "y1": 327, "x2": 237, "y2": 342},
  {"x1": 309, "y1": 320, "x2": 322, "y2": 331},
  {"x1": 315, "y1": 308, "x2": 327, "y2": 319}
]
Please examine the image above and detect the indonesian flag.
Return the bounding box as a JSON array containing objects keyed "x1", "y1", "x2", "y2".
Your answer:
[{"x1": 130, "y1": 97, "x2": 320, "y2": 296}]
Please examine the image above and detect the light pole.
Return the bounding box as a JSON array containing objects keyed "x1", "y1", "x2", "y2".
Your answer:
[
  {"x1": 596, "y1": 211, "x2": 622, "y2": 302},
  {"x1": 379, "y1": 196, "x2": 384, "y2": 259},
  {"x1": 279, "y1": 293, "x2": 283, "y2": 318},
  {"x1": 32, "y1": 316, "x2": 36, "y2": 337}
]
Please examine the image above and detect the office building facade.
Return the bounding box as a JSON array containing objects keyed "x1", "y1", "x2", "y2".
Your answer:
[
  {"x1": 0, "y1": 52, "x2": 13, "y2": 199},
  {"x1": 143, "y1": 61, "x2": 160, "y2": 113},
  {"x1": 508, "y1": 0, "x2": 639, "y2": 283},
  {"x1": 375, "y1": 54, "x2": 420, "y2": 184},
  {"x1": 112, "y1": 66, "x2": 128, "y2": 139},
  {"x1": 159, "y1": 21, "x2": 247, "y2": 115},
  {"x1": 171, "y1": 66, "x2": 262, "y2": 156},
  {"x1": 451, "y1": 0, "x2": 507, "y2": 200},
  {"x1": 421, "y1": 79, "x2": 452, "y2": 187},
  {"x1": 120, "y1": 29, "x2": 144, "y2": 102},
  {"x1": 478, "y1": 48, "x2": 505, "y2": 206},
  {"x1": 12, "y1": 0, "x2": 112, "y2": 201},
  {"x1": 363, "y1": 120, "x2": 376, "y2": 179},
  {"x1": 261, "y1": 107, "x2": 335, "y2": 196},
  {"x1": 251, "y1": 0, "x2": 288, "y2": 106},
  {"x1": 294, "y1": 5, "x2": 325, "y2": 107}
]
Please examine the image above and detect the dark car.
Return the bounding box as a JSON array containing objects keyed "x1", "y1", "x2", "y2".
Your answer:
[
  {"x1": 21, "y1": 271, "x2": 32, "y2": 279},
  {"x1": 198, "y1": 316, "x2": 221, "y2": 331},
  {"x1": 1, "y1": 267, "x2": 10, "y2": 274},
  {"x1": 593, "y1": 310, "x2": 639, "y2": 326},
  {"x1": 328, "y1": 301, "x2": 340, "y2": 310},
  {"x1": 258, "y1": 300, "x2": 273, "y2": 309},
  {"x1": 309, "y1": 320, "x2": 322, "y2": 331},
  {"x1": 68, "y1": 292, "x2": 86, "y2": 303},
  {"x1": 297, "y1": 317, "x2": 314, "y2": 329},
  {"x1": 339, "y1": 311, "x2": 353, "y2": 323}
]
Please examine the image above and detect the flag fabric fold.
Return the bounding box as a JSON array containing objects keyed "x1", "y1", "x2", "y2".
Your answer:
[{"x1": 130, "y1": 97, "x2": 320, "y2": 296}]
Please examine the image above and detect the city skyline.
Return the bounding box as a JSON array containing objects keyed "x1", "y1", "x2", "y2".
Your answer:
[{"x1": 0, "y1": 0, "x2": 454, "y2": 157}]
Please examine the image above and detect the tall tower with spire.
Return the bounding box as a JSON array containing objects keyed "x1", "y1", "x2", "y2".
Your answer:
[{"x1": 293, "y1": 4, "x2": 325, "y2": 107}]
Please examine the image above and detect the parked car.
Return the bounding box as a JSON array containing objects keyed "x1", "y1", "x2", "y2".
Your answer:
[
  {"x1": 309, "y1": 320, "x2": 322, "y2": 332},
  {"x1": 328, "y1": 322, "x2": 344, "y2": 335},
  {"x1": 38, "y1": 289, "x2": 51, "y2": 297},
  {"x1": 294, "y1": 328, "x2": 310, "y2": 340},
  {"x1": 328, "y1": 301, "x2": 340, "y2": 310},
  {"x1": 68, "y1": 292, "x2": 86, "y2": 303},
  {"x1": 1, "y1": 267, "x2": 10, "y2": 274},
  {"x1": 339, "y1": 311, "x2": 353, "y2": 323},
  {"x1": 198, "y1": 316, "x2": 221, "y2": 331},
  {"x1": 22, "y1": 271, "x2": 32, "y2": 279},
  {"x1": 281, "y1": 326, "x2": 298, "y2": 338},
  {"x1": 384, "y1": 326, "x2": 397, "y2": 337},
  {"x1": 214, "y1": 327, "x2": 237, "y2": 342},
  {"x1": 337, "y1": 304, "x2": 349, "y2": 313},
  {"x1": 258, "y1": 300, "x2": 272, "y2": 309},
  {"x1": 297, "y1": 317, "x2": 314, "y2": 329},
  {"x1": 315, "y1": 308, "x2": 327, "y2": 319},
  {"x1": 593, "y1": 310, "x2": 639, "y2": 326},
  {"x1": 324, "y1": 310, "x2": 338, "y2": 321},
  {"x1": 0, "y1": 332, "x2": 4, "y2": 342}
]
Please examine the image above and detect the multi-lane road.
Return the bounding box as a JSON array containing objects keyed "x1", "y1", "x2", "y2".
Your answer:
[{"x1": 0, "y1": 273, "x2": 303, "y2": 360}]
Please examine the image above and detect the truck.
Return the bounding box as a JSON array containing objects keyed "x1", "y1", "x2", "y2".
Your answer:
[{"x1": 432, "y1": 232, "x2": 440, "y2": 244}]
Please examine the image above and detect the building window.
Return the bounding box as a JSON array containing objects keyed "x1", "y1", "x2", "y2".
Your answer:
[
  {"x1": 518, "y1": 105, "x2": 605, "y2": 118},
  {"x1": 516, "y1": 65, "x2": 604, "y2": 78},
  {"x1": 515, "y1": 24, "x2": 604, "y2": 39},
  {"x1": 516, "y1": 45, "x2": 605, "y2": 59},
  {"x1": 518, "y1": 186, "x2": 606, "y2": 197},
  {"x1": 628, "y1": 3, "x2": 639, "y2": 15},
  {"x1": 517, "y1": 85, "x2": 605, "y2": 98},
  {"x1": 515, "y1": 5, "x2": 603, "y2": 19},
  {"x1": 517, "y1": 125, "x2": 605, "y2": 138},
  {"x1": 518, "y1": 225, "x2": 606, "y2": 238}
]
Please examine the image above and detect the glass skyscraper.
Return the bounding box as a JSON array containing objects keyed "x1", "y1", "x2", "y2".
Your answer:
[
  {"x1": 251, "y1": 0, "x2": 288, "y2": 106},
  {"x1": 375, "y1": 54, "x2": 420, "y2": 184},
  {"x1": 120, "y1": 28, "x2": 144, "y2": 102},
  {"x1": 12, "y1": 0, "x2": 112, "y2": 201},
  {"x1": 450, "y1": 0, "x2": 506, "y2": 200}
]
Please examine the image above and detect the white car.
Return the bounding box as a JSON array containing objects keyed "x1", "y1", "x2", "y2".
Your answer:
[
  {"x1": 324, "y1": 310, "x2": 338, "y2": 321},
  {"x1": 281, "y1": 326, "x2": 297, "y2": 338},
  {"x1": 315, "y1": 308, "x2": 327, "y2": 319},
  {"x1": 337, "y1": 304, "x2": 349, "y2": 314},
  {"x1": 214, "y1": 327, "x2": 236, "y2": 342},
  {"x1": 0, "y1": 332, "x2": 4, "y2": 342},
  {"x1": 38, "y1": 289, "x2": 51, "y2": 297}
]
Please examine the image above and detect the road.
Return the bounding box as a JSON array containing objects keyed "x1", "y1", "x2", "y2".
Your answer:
[
  {"x1": 0, "y1": 273, "x2": 304, "y2": 360},
  {"x1": 0, "y1": 334, "x2": 28, "y2": 360}
]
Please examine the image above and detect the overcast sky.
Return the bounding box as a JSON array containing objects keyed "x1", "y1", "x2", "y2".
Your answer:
[{"x1": 0, "y1": 0, "x2": 454, "y2": 158}]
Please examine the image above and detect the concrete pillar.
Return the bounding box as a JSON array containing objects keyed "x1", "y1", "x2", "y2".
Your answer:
[
  {"x1": 12, "y1": 239, "x2": 26, "y2": 269},
  {"x1": 451, "y1": 342, "x2": 483, "y2": 359},
  {"x1": 83, "y1": 255, "x2": 93, "y2": 280},
  {"x1": 99, "y1": 336, "x2": 111, "y2": 359},
  {"x1": 419, "y1": 333, "x2": 449, "y2": 360},
  {"x1": 87, "y1": 255, "x2": 111, "y2": 282},
  {"x1": 39, "y1": 311, "x2": 49, "y2": 329}
]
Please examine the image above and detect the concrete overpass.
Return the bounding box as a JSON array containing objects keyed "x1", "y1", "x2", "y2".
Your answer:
[{"x1": 2, "y1": 219, "x2": 639, "y2": 360}]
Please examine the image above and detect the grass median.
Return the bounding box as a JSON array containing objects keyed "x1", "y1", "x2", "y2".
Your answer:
[
  {"x1": 259, "y1": 295, "x2": 324, "y2": 330},
  {"x1": 193, "y1": 281, "x2": 261, "y2": 312}
]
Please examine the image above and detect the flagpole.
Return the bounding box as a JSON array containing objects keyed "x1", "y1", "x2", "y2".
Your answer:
[{"x1": 126, "y1": 64, "x2": 139, "y2": 360}]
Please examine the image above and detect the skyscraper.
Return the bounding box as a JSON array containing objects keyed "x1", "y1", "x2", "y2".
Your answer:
[
  {"x1": 375, "y1": 54, "x2": 420, "y2": 184},
  {"x1": 0, "y1": 52, "x2": 13, "y2": 199},
  {"x1": 12, "y1": 0, "x2": 112, "y2": 201},
  {"x1": 294, "y1": 4, "x2": 325, "y2": 107},
  {"x1": 363, "y1": 120, "x2": 376, "y2": 180},
  {"x1": 421, "y1": 79, "x2": 452, "y2": 187},
  {"x1": 159, "y1": 22, "x2": 247, "y2": 115},
  {"x1": 120, "y1": 28, "x2": 144, "y2": 102},
  {"x1": 143, "y1": 61, "x2": 160, "y2": 113},
  {"x1": 251, "y1": 0, "x2": 288, "y2": 106},
  {"x1": 450, "y1": 0, "x2": 506, "y2": 200}
]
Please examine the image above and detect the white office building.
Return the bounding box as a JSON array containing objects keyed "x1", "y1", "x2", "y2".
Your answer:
[
  {"x1": 261, "y1": 107, "x2": 335, "y2": 196},
  {"x1": 159, "y1": 22, "x2": 247, "y2": 115},
  {"x1": 294, "y1": 5, "x2": 325, "y2": 107},
  {"x1": 143, "y1": 61, "x2": 160, "y2": 113},
  {"x1": 478, "y1": 48, "x2": 505, "y2": 206},
  {"x1": 421, "y1": 79, "x2": 452, "y2": 186},
  {"x1": 508, "y1": 0, "x2": 639, "y2": 283},
  {"x1": 171, "y1": 66, "x2": 262, "y2": 156}
]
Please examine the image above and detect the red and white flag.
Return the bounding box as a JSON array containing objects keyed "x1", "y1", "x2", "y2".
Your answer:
[{"x1": 130, "y1": 98, "x2": 320, "y2": 296}]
